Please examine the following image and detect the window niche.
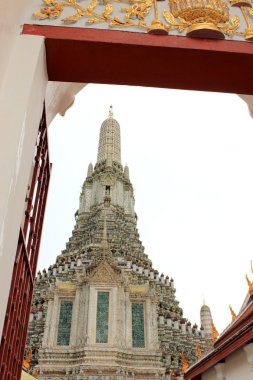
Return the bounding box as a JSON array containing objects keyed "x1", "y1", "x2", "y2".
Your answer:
[
  {"x1": 132, "y1": 303, "x2": 145, "y2": 348},
  {"x1": 57, "y1": 300, "x2": 73, "y2": 346},
  {"x1": 96, "y1": 291, "x2": 109, "y2": 343}
]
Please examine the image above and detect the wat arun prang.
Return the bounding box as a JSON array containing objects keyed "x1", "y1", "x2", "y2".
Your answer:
[{"x1": 26, "y1": 107, "x2": 211, "y2": 379}]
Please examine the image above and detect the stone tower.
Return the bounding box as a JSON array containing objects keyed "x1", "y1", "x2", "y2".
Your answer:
[
  {"x1": 200, "y1": 302, "x2": 215, "y2": 350},
  {"x1": 26, "y1": 108, "x2": 207, "y2": 379},
  {"x1": 200, "y1": 303, "x2": 213, "y2": 338}
]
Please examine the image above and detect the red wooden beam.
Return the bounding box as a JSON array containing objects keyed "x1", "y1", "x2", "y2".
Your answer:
[{"x1": 23, "y1": 25, "x2": 253, "y2": 94}]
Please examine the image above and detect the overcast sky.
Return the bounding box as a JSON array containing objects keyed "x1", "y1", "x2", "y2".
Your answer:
[{"x1": 39, "y1": 84, "x2": 253, "y2": 334}]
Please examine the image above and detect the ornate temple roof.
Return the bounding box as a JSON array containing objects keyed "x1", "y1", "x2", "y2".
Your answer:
[{"x1": 185, "y1": 288, "x2": 253, "y2": 380}]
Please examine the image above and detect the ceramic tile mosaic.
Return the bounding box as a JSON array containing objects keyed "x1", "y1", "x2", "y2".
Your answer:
[
  {"x1": 96, "y1": 291, "x2": 109, "y2": 343},
  {"x1": 57, "y1": 301, "x2": 73, "y2": 345},
  {"x1": 132, "y1": 303, "x2": 145, "y2": 348}
]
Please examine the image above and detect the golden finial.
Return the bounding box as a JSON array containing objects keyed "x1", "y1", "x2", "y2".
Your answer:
[
  {"x1": 33, "y1": 368, "x2": 39, "y2": 378},
  {"x1": 181, "y1": 351, "x2": 189, "y2": 373},
  {"x1": 211, "y1": 319, "x2": 219, "y2": 341},
  {"x1": 196, "y1": 343, "x2": 202, "y2": 359},
  {"x1": 109, "y1": 105, "x2": 113, "y2": 118},
  {"x1": 245, "y1": 274, "x2": 253, "y2": 293},
  {"x1": 229, "y1": 305, "x2": 237, "y2": 321},
  {"x1": 23, "y1": 347, "x2": 32, "y2": 371}
]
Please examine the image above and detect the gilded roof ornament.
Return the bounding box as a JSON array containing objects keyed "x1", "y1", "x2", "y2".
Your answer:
[
  {"x1": 229, "y1": 304, "x2": 237, "y2": 321},
  {"x1": 32, "y1": 0, "x2": 247, "y2": 39},
  {"x1": 245, "y1": 273, "x2": 253, "y2": 293},
  {"x1": 23, "y1": 347, "x2": 32, "y2": 371},
  {"x1": 147, "y1": 0, "x2": 168, "y2": 34},
  {"x1": 181, "y1": 352, "x2": 189, "y2": 373},
  {"x1": 211, "y1": 319, "x2": 219, "y2": 342},
  {"x1": 196, "y1": 343, "x2": 202, "y2": 359}
]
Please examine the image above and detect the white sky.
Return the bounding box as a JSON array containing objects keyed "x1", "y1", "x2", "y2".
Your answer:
[{"x1": 39, "y1": 84, "x2": 253, "y2": 334}]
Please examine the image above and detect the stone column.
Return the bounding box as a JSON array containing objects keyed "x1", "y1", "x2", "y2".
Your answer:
[
  {"x1": 146, "y1": 299, "x2": 159, "y2": 350},
  {"x1": 76, "y1": 286, "x2": 88, "y2": 345},
  {"x1": 48, "y1": 294, "x2": 60, "y2": 346},
  {"x1": 116, "y1": 287, "x2": 125, "y2": 347},
  {"x1": 70, "y1": 288, "x2": 81, "y2": 345},
  {"x1": 42, "y1": 299, "x2": 54, "y2": 347},
  {"x1": 82, "y1": 286, "x2": 89, "y2": 344},
  {"x1": 0, "y1": 34, "x2": 47, "y2": 339},
  {"x1": 87, "y1": 287, "x2": 97, "y2": 345},
  {"x1": 126, "y1": 295, "x2": 132, "y2": 348},
  {"x1": 109, "y1": 287, "x2": 117, "y2": 345},
  {"x1": 146, "y1": 299, "x2": 152, "y2": 349}
]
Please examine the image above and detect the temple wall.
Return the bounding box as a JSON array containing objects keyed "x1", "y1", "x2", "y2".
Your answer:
[
  {"x1": 111, "y1": 181, "x2": 124, "y2": 207},
  {"x1": 202, "y1": 343, "x2": 253, "y2": 380},
  {"x1": 0, "y1": 0, "x2": 35, "y2": 88},
  {"x1": 0, "y1": 17, "x2": 85, "y2": 340},
  {"x1": 0, "y1": 34, "x2": 47, "y2": 339},
  {"x1": 91, "y1": 180, "x2": 104, "y2": 206},
  {"x1": 123, "y1": 190, "x2": 135, "y2": 216}
]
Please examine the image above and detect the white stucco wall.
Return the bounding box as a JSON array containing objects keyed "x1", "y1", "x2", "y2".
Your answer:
[
  {"x1": 0, "y1": 0, "x2": 34, "y2": 88},
  {"x1": 0, "y1": 4, "x2": 85, "y2": 339},
  {"x1": 202, "y1": 343, "x2": 253, "y2": 380},
  {"x1": 0, "y1": 34, "x2": 48, "y2": 341}
]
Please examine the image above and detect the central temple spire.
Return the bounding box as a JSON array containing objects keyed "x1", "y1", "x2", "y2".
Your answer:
[
  {"x1": 97, "y1": 106, "x2": 121, "y2": 165},
  {"x1": 27, "y1": 110, "x2": 208, "y2": 379}
]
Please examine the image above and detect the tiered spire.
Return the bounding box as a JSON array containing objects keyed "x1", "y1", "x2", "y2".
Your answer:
[
  {"x1": 64, "y1": 107, "x2": 149, "y2": 265},
  {"x1": 200, "y1": 302, "x2": 213, "y2": 340},
  {"x1": 97, "y1": 106, "x2": 121, "y2": 165}
]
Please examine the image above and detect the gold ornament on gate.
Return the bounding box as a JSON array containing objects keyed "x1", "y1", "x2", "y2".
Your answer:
[
  {"x1": 32, "y1": 0, "x2": 241, "y2": 39},
  {"x1": 163, "y1": 0, "x2": 240, "y2": 38},
  {"x1": 229, "y1": 0, "x2": 253, "y2": 41}
]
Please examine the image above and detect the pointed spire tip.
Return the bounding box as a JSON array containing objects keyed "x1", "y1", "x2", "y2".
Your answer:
[{"x1": 109, "y1": 105, "x2": 113, "y2": 118}]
